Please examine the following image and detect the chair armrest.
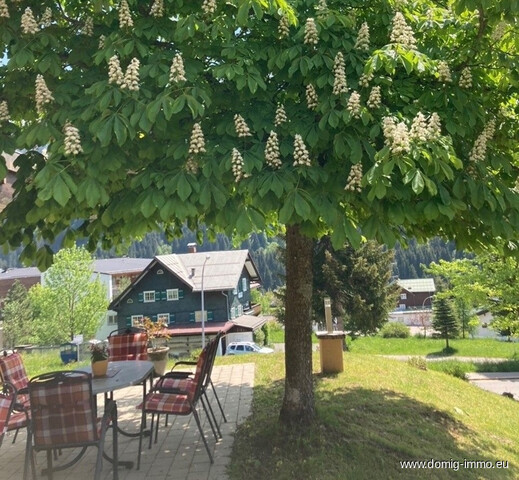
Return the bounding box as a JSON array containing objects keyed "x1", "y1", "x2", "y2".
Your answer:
[
  {"x1": 152, "y1": 376, "x2": 190, "y2": 395},
  {"x1": 164, "y1": 371, "x2": 191, "y2": 379}
]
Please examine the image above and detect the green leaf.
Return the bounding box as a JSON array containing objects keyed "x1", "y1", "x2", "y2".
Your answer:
[
  {"x1": 294, "y1": 191, "x2": 311, "y2": 219},
  {"x1": 113, "y1": 116, "x2": 128, "y2": 145},
  {"x1": 177, "y1": 173, "x2": 192, "y2": 201},
  {"x1": 52, "y1": 175, "x2": 72, "y2": 207},
  {"x1": 279, "y1": 192, "x2": 295, "y2": 223},
  {"x1": 412, "y1": 171, "x2": 425, "y2": 194}
]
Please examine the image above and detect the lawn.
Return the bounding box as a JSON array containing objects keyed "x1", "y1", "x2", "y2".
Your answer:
[
  {"x1": 347, "y1": 337, "x2": 519, "y2": 358},
  {"x1": 220, "y1": 352, "x2": 519, "y2": 480}
]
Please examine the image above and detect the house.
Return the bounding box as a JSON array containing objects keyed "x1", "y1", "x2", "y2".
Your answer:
[
  {"x1": 109, "y1": 249, "x2": 264, "y2": 354},
  {"x1": 395, "y1": 278, "x2": 436, "y2": 310}
]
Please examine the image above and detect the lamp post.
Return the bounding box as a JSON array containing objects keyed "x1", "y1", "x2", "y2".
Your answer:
[
  {"x1": 201, "y1": 254, "x2": 210, "y2": 348},
  {"x1": 420, "y1": 295, "x2": 434, "y2": 338}
]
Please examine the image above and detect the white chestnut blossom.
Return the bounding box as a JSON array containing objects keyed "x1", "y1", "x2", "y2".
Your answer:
[
  {"x1": 315, "y1": 0, "x2": 327, "y2": 18},
  {"x1": 293, "y1": 134, "x2": 311, "y2": 167},
  {"x1": 202, "y1": 0, "x2": 217, "y2": 16},
  {"x1": 491, "y1": 21, "x2": 507, "y2": 42},
  {"x1": 35, "y1": 74, "x2": 54, "y2": 114},
  {"x1": 188, "y1": 123, "x2": 206, "y2": 156},
  {"x1": 306, "y1": 84, "x2": 318, "y2": 110},
  {"x1": 122, "y1": 58, "x2": 140, "y2": 91},
  {"x1": 359, "y1": 71, "x2": 374, "y2": 88},
  {"x1": 98, "y1": 35, "x2": 106, "y2": 50},
  {"x1": 410, "y1": 112, "x2": 428, "y2": 142},
  {"x1": 169, "y1": 53, "x2": 186, "y2": 83},
  {"x1": 108, "y1": 55, "x2": 124, "y2": 85},
  {"x1": 274, "y1": 104, "x2": 287, "y2": 126},
  {"x1": 265, "y1": 131, "x2": 282, "y2": 169},
  {"x1": 150, "y1": 0, "x2": 164, "y2": 18},
  {"x1": 278, "y1": 15, "x2": 290, "y2": 39},
  {"x1": 383, "y1": 117, "x2": 410, "y2": 154},
  {"x1": 354, "y1": 22, "x2": 370, "y2": 51},
  {"x1": 427, "y1": 113, "x2": 442, "y2": 139},
  {"x1": 437, "y1": 61, "x2": 452, "y2": 83},
  {"x1": 332, "y1": 52, "x2": 347, "y2": 95},
  {"x1": 367, "y1": 86, "x2": 381, "y2": 109},
  {"x1": 459, "y1": 67, "x2": 472, "y2": 89},
  {"x1": 304, "y1": 18, "x2": 318, "y2": 45},
  {"x1": 0, "y1": 101, "x2": 10, "y2": 122},
  {"x1": 469, "y1": 119, "x2": 496, "y2": 163},
  {"x1": 234, "y1": 114, "x2": 252, "y2": 137},
  {"x1": 119, "y1": 0, "x2": 133, "y2": 29},
  {"x1": 63, "y1": 122, "x2": 83, "y2": 156},
  {"x1": 83, "y1": 16, "x2": 94, "y2": 36},
  {"x1": 185, "y1": 157, "x2": 199, "y2": 174},
  {"x1": 231, "y1": 148, "x2": 248, "y2": 182},
  {"x1": 40, "y1": 7, "x2": 52, "y2": 28},
  {"x1": 390, "y1": 12, "x2": 417, "y2": 49},
  {"x1": 0, "y1": 0, "x2": 9, "y2": 19},
  {"x1": 345, "y1": 163, "x2": 363, "y2": 193},
  {"x1": 21, "y1": 7, "x2": 39, "y2": 34},
  {"x1": 347, "y1": 91, "x2": 362, "y2": 118}
]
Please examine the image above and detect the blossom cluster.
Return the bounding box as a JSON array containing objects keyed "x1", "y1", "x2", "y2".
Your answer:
[
  {"x1": 354, "y1": 22, "x2": 370, "y2": 51},
  {"x1": 347, "y1": 91, "x2": 361, "y2": 118},
  {"x1": 169, "y1": 53, "x2": 186, "y2": 83},
  {"x1": 119, "y1": 0, "x2": 133, "y2": 28},
  {"x1": 0, "y1": 0, "x2": 9, "y2": 19},
  {"x1": 274, "y1": 104, "x2": 287, "y2": 126},
  {"x1": 41, "y1": 7, "x2": 52, "y2": 27},
  {"x1": 345, "y1": 163, "x2": 363, "y2": 192},
  {"x1": 469, "y1": 119, "x2": 496, "y2": 163},
  {"x1": 293, "y1": 134, "x2": 311, "y2": 167},
  {"x1": 83, "y1": 16, "x2": 94, "y2": 36},
  {"x1": 359, "y1": 71, "x2": 374, "y2": 88},
  {"x1": 427, "y1": 113, "x2": 442, "y2": 139},
  {"x1": 122, "y1": 58, "x2": 140, "y2": 91},
  {"x1": 304, "y1": 18, "x2": 318, "y2": 45},
  {"x1": 108, "y1": 55, "x2": 124, "y2": 85},
  {"x1": 383, "y1": 117, "x2": 410, "y2": 154},
  {"x1": 99, "y1": 35, "x2": 106, "y2": 49},
  {"x1": 150, "y1": 0, "x2": 164, "y2": 18},
  {"x1": 306, "y1": 84, "x2": 318, "y2": 110},
  {"x1": 383, "y1": 113, "x2": 442, "y2": 154},
  {"x1": 315, "y1": 0, "x2": 327, "y2": 18},
  {"x1": 437, "y1": 61, "x2": 452, "y2": 83},
  {"x1": 278, "y1": 15, "x2": 290, "y2": 39},
  {"x1": 459, "y1": 67, "x2": 472, "y2": 89},
  {"x1": 63, "y1": 122, "x2": 83, "y2": 156},
  {"x1": 35, "y1": 74, "x2": 54, "y2": 114},
  {"x1": 234, "y1": 114, "x2": 252, "y2": 137},
  {"x1": 367, "y1": 86, "x2": 381, "y2": 109},
  {"x1": 231, "y1": 148, "x2": 248, "y2": 182},
  {"x1": 390, "y1": 12, "x2": 417, "y2": 49},
  {"x1": 185, "y1": 157, "x2": 198, "y2": 174},
  {"x1": 202, "y1": 0, "x2": 217, "y2": 16},
  {"x1": 188, "y1": 123, "x2": 206, "y2": 156},
  {"x1": 332, "y1": 52, "x2": 347, "y2": 95},
  {"x1": 21, "y1": 7, "x2": 39, "y2": 34},
  {"x1": 410, "y1": 112, "x2": 428, "y2": 142},
  {"x1": 0, "y1": 101, "x2": 9, "y2": 122},
  {"x1": 491, "y1": 21, "x2": 507, "y2": 42},
  {"x1": 265, "y1": 131, "x2": 282, "y2": 169}
]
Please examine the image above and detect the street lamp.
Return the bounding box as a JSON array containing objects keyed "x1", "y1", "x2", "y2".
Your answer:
[{"x1": 201, "y1": 254, "x2": 211, "y2": 348}]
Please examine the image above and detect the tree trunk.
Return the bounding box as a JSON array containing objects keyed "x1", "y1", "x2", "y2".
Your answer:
[{"x1": 279, "y1": 224, "x2": 315, "y2": 425}]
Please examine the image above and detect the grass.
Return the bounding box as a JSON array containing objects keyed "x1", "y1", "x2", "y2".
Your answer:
[
  {"x1": 348, "y1": 337, "x2": 519, "y2": 358},
  {"x1": 221, "y1": 353, "x2": 519, "y2": 480}
]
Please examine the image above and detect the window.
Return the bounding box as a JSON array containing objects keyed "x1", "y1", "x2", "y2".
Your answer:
[
  {"x1": 400, "y1": 293, "x2": 407, "y2": 300},
  {"x1": 131, "y1": 315, "x2": 144, "y2": 326},
  {"x1": 238, "y1": 304, "x2": 243, "y2": 316},
  {"x1": 233, "y1": 287, "x2": 237, "y2": 295},
  {"x1": 242, "y1": 277, "x2": 248, "y2": 292},
  {"x1": 195, "y1": 311, "x2": 207, "y2": 322},
  {"x1": 238, "y1": 291, "x2": 243, "y2": 299},
  {"x1": 166, "y1": 289, "x2": 179, "y2": 301},
  {"x1": 157, "y1": 313, "x2": 170, "y2": 323},
  {"x1": 143, "y1": 291, "x2": 156, "y2": 303},
  {"x1": 398, "y1": 304, "x2": 406, "y2": 310},
  {"x1": 107, "y1": 313, "x2": 117, "y2": 325}
]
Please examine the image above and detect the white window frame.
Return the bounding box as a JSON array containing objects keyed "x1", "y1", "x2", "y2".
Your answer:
[
  {"x1": 143, "y1": 290, "x2": 156, "y2": 303},
  {"x1": 242, "y1": 277, "x2": 248, "y2": 292},
  {"x1": 107, "y1": 313, "x2": 118, "y2": 326},
  {"x1": 157, "y1": 313, "x2": 170, "y2": 323},
  {"x1": 131, "y1": 315, "x2": 144, "y2": 326},
  {"x1": 398, "y1": 304, "x2": 406, "y2": 311},
  {"x1": 238, "y1": 304, "x2": 243, "y2": 316},
  {"x1": 400, "y1": 293, "x2": 407, "y2": 300},
  {"x1": 166, "y1": 289, "x2": 179, "y2": 301}
]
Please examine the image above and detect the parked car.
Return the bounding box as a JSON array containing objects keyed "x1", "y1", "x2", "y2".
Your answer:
[{"x1": 226, "y1": 341, "x2": 274, "y2": 355}]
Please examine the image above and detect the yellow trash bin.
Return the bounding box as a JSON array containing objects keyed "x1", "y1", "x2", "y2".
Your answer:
[{"x1": 316, "y1": 332, "x2": 346, "y2": 374}]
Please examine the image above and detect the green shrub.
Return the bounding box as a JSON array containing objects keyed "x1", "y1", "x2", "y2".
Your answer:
[
  {"x1": 428, "y1": 360, "x2": 473, "y2": 379},
  {"x1": 407, "y1": 356, "x2": 427, "y2": 371},
  {"x1": 379, "y1": 322, "x2": 410, "y2": 338},
  {"x1": 254, "y1": 328, "x2": 266, "y2": 346},
  {"x1": 261, "y1": 322, "x2": 270, "y2": 346}
]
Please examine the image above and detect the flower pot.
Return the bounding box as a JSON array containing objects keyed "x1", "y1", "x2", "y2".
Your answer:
[
  {"x1": 91, "y1": 359, "x2": 109, "y2": 377},
  {"x1": 147, "y1": 346, "x2": 170, "y2": 376}
]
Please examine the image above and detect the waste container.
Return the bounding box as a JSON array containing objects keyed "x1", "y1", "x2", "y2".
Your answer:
[
  {"x1": 316, "y1": 332, "x2": 346, "y2": 373},
  {"x1": 60, "y1": 342, "x2": 79, "y2": 364}
]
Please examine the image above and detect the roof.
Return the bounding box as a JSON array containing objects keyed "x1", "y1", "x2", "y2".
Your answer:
[
  {"x1": 0, "y1": 267, "x2": 42, "y2": 280},
  {"x1": 162, "y1": 321, "x2": 235, "y2": 337},
  {"x1": 231, "y1": 315, "x2": 269, "y2": 331},
  {"x1": 93, "y1": 258, "x2": 152, "y2": 275},
  {"x1": 397, "y1": 278, "x2": 436, "y2": 293}
]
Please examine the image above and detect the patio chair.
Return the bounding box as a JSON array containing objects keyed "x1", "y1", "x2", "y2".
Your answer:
[
  {"x1": 107, "y1": 327, "x2": 149, "y2": 361},
  {"x1": 0, "y1": 381, "x2": 29, "y2": 448},
  {"x1": 138, "y1": 345, "x2": 214, "y2": 467},
  {"x1": 25, "y1": 370, "x2": 118, "y2": 480}
]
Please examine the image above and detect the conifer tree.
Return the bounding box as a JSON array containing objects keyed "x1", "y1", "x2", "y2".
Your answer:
[{"x1": 432, "y1": 297, "x2": 459, "y2": 350}]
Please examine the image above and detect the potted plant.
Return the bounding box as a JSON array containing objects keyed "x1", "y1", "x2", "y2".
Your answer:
[
  {"x1": 90, "y1": 341, "x2": 109, "y2": 377},
  {"x1": 136, "y1": 317, "x2": 171, "y2": 375}
]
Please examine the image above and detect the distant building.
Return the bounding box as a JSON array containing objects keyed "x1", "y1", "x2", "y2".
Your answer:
[{"x1": 395, "y1": 278, "x2": 436, "y2": 310}]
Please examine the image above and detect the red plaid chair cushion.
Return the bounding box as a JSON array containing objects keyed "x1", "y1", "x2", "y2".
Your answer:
[
  {"x1": 144, "y1": 392, "x2": 192, "y2": 415},
  {"x1": 0, "y1": 394, "x2": 12, "y2": 438},
  {"x1": 0, "y1": 352, "x2": 30, "y2": 410},
  {"x1": 108, "y1": 332, "x2": 148, "y2": 361},
  {"x1": 1, "y1": 382, "x2": 28, "y2": 446},
  {"x1": 30, "y1": 373, "x2": 97, "y2": 448}
]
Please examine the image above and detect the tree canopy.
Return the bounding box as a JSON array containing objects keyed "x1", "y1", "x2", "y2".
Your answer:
[{"x1": 1, "y1": 0, "x2": 518, "y2": 423}]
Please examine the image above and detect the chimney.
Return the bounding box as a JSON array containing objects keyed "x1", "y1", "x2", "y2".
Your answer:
[{"x1": 187, "y1": 242, "x2": 197, "y2": 253}]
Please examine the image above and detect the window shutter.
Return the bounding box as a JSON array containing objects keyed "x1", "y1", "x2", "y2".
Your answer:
[
  {"x1": 153, "y1": 291, "x2": 159, "y2": 301},
  {"x1": 169, "y1": 314, "x2": 175, "y2": 325},
  {"x1": 161, "y1": 290, "x2": 167, "y2": 301},
  {"x1": 208, "y1": 311, "x2": 214, "y2": 321},
  {"x1": 179, "y1": 289, "x2": 184, "y2": 299},
  {"x1": 189, "y1": 312, "x2": 195, "y2": 322},
  {"x1": 138, "y1": 292, "x2": 144, "y2": 303},
  {"x1": 152, "y1": 314, "x2": 157, "y2": 321},
  {"x1": 126, "y1": 316, "x2": 131, "y2": 326}
]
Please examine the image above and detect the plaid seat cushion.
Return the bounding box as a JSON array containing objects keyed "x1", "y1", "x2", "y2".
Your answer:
[
  {"x1": 0, "y1": 353, "x2": 30, "y2": 409},
  {"x1": 144, "y1": 392, "x2": 192, "y2": 415},
  {"x1": 0, "y1": 394, "x2": 11, "y2": 437},
  {"x1": 108, "y1": 333, "x2": 148, "y2": 361},
  {"x1": 31, "y1": 379, "x2": 97, "y2": 447}
]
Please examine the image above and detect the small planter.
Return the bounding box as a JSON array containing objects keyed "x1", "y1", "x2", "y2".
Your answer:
[
  {"x1": 147, "y1": 346, "x2": 170, "y2": 376},
  {"x1": 91, "y1": 359, "x2": 109, "y2": 377}
]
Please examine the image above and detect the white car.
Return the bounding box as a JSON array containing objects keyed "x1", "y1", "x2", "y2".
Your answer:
[{"x1": 226, "y1": 342, "x2": 274, "y2": 355}]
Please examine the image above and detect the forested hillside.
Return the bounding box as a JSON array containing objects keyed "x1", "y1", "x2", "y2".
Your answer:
[{"x1": 0, "y1": 232, "x2": 466, "y2": 290}]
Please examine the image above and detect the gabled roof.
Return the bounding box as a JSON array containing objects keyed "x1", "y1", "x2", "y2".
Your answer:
[
  {"x1": 397, "y1": 278, "x2": 436, "y2": 293},
  {"x1": 93, "y1": 258, "x2": 152, "y2": 275}
]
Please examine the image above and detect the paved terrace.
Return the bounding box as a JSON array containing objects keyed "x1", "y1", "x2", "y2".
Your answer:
[{"x1": 1, "y1": 364, "x2": 255, "y2": 480}]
